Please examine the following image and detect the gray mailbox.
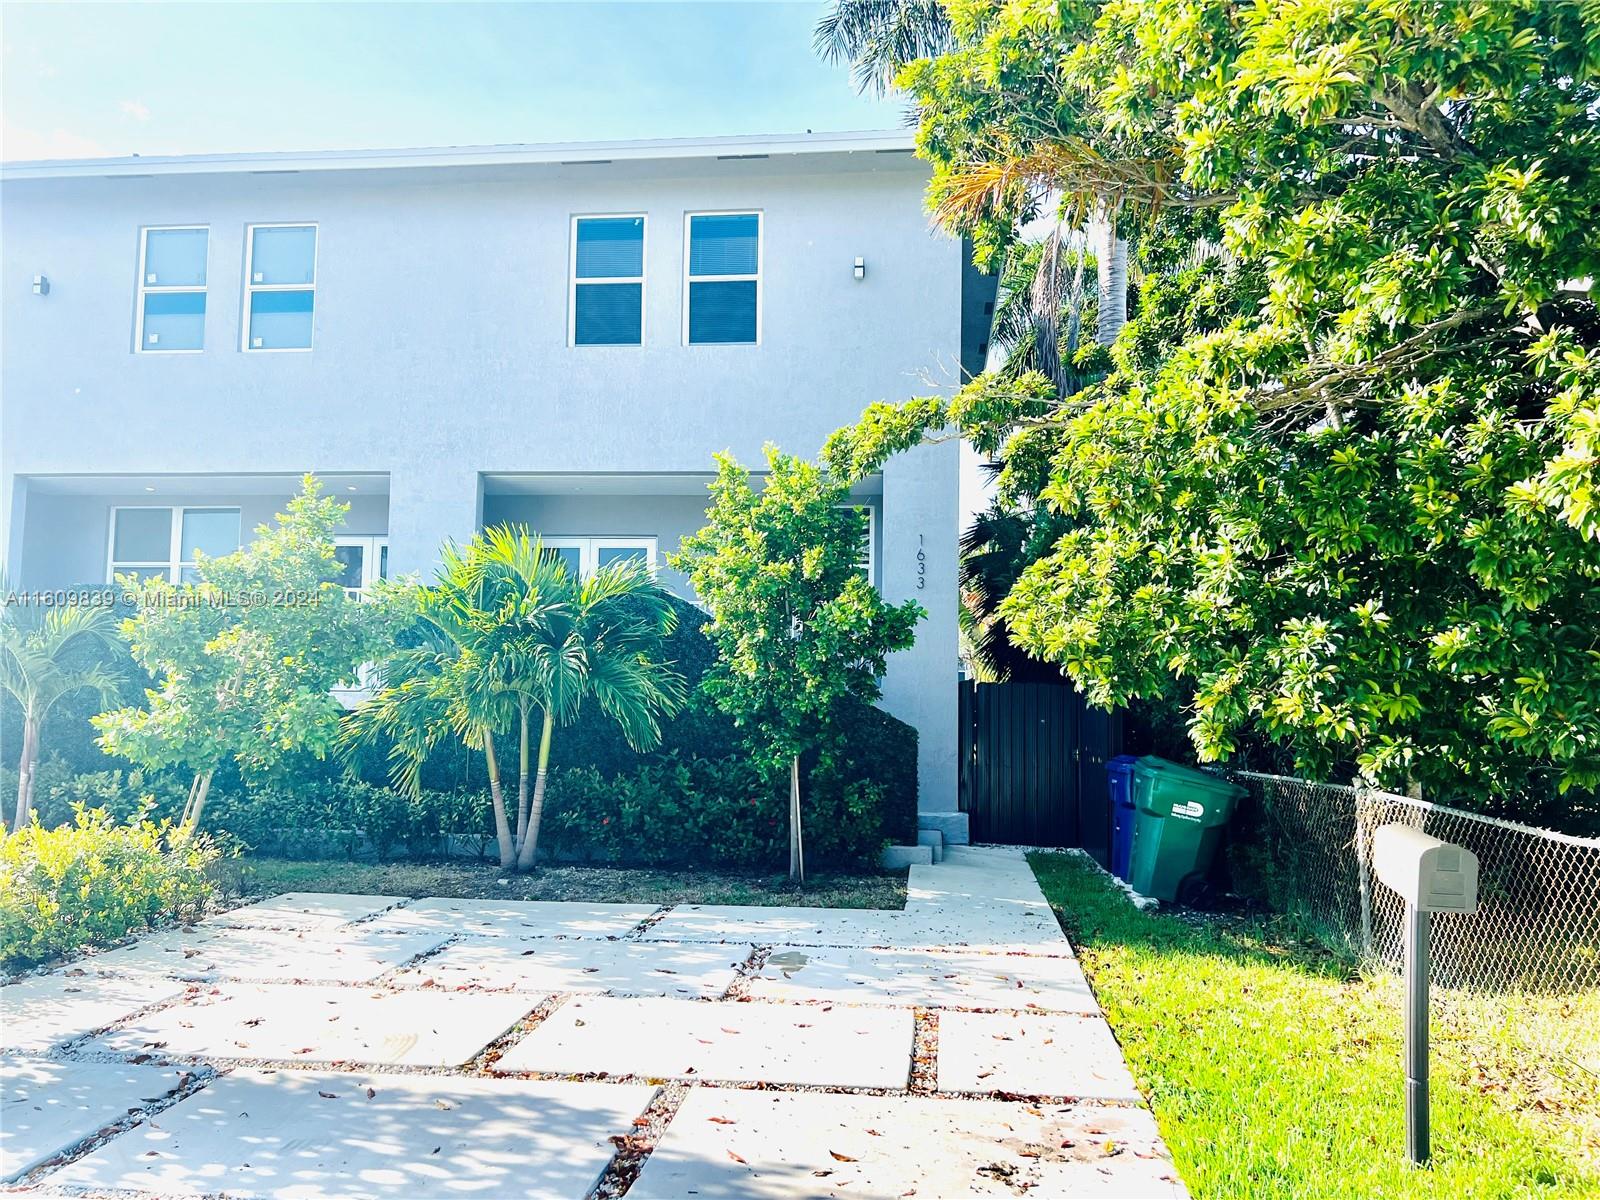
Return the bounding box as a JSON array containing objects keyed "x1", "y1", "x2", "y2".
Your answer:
[{"x1": 1371, "y1": 823, "x2": 1480, "y2": 1165}]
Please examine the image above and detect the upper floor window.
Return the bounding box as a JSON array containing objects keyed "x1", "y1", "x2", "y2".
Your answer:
[
  {"x1": 542, "y1": 536, "x2": 657, "y2": 579},
  {"x1": 108, "y1": 505, "x2": 241, "y2": 584},
  {"x1": 244, "y1": 223, "x2": 317, "y2": 350},
  {"x1": 571, "y1": 216, "x2": 645, "y2": 346},
  {"x1": 686, "y1": 212, "x2": 760, "y2": 344},
  {"x1": 136, "y1": 227, "x2": 208, "y2": 352}
]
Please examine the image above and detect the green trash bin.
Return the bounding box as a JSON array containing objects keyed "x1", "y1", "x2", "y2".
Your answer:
[{"x1": 1128, "y1": 756, "x2": 1245, "y2": 902}]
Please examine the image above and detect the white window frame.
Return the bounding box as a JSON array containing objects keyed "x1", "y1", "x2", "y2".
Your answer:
[
  {"x1": 106, "y1": 505, "x2": 241, "y2": 584},
  {"x1": 569, "y1": 214, "x2": 647, "y2": 347},
  {"x1": 242, "y1": 221, "x2": 318, "y2": 352},
  {"x1": 837, "y1": 504, "x2": 876, "y2": 585},
  {"x1": 542, "y1": 536, "x2": 658, "y2": 578},
  {"x1": 683, "y1": 210, "x2": 763, "y2": 346},
  {"x1": 333, "y1": 535, "x2": 389, "y2": 597},
  {"x1": 135, "y1": 225, "x2": 208, "y2": 354}
]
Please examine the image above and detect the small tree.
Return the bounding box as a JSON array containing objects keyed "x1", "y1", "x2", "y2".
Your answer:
[
  {"x1": 672, "y1": 448, "x2": 922, "y2": 880},
  {"x1": 94, "y1": 477, "x2": 391, "y2": 830},
  {"x1": 0, "y1": 601, "x2": 124, "y2": 830}
]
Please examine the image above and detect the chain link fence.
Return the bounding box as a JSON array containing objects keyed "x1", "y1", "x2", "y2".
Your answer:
[{"x1": 1224, "y1": 771, "x2": 1600, "y2": 995}]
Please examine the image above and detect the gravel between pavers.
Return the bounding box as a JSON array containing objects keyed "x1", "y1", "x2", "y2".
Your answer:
[{"x1": 3, "y1": 853, "x2": 1184, "y2": 1198}]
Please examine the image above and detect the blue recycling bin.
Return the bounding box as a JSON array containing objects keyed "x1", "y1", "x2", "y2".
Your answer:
[{"x1": 1107, "y1": 755, "x2": 1140, "y2": 881}]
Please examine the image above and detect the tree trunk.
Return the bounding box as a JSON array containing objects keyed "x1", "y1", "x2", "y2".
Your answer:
[
  {"x1": 178, "y1": 773, "x2": 200, "y2": 827},
  {"x1": 788, "y1": 754, "x2": 805, "y2": 884},
  {"x1": 514, "y1": 698, "x2": 531, "y2": 848},
  {"x1": 1093, "y1": 204, "x2": 1129, "y2": 347},
  {"x1": 11, "y1": 717, "x2": 39, "y2": 831},
  {"x1": 514, "y1": 710, "x2": 555, "y2": 873},
  {"x1": 482, "y1": 732, "x2": 516, "y2": 869},
  {"x1": 185, "y1": 771, "x2": 214, "y2": 831}
]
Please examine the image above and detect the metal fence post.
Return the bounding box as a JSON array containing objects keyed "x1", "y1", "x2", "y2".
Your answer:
[
  {"x1": 1404, "y1": 904, "x2": 1431, "y2": 1164},
  {"x1": 1356, "y1": 790, "x2": 1375, "y2": 960}
]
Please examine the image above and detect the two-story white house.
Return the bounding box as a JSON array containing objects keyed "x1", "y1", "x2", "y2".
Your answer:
[{"x1": 0, "y1": 130, "x2": 994, "y2": 840}]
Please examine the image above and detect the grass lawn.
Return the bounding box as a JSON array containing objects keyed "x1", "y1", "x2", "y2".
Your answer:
[
  {"x1": 222, "y1": 856, "x2": 908, "y2": 910},
  {"x1": 1029, "y1": 851, "x2": 1599, "y2": 1200}
]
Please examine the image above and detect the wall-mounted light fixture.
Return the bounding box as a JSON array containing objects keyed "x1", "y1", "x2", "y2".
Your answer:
[
  {"x1": 853, "y1": 257, "x2": 866, "y2": 281},
  {"x1": 32, "y1": 275, "x2": 49, "y2": 296}
]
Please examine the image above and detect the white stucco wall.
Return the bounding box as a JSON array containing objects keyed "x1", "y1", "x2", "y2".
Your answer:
[{"x1": 0, "y1": 140, "x2": 968, "y2": 820}]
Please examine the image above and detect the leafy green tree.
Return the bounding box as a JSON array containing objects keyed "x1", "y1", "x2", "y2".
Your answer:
[
  {"x1": 825, "y1": 0, "x2": 1600, "y2": 810},
  {"x1": 672, "y1": 448, "x2": 923, "y2": 879},
  {"x1": 349, "y1": 527, "x2": 685, "y2": 872},
  {"x1": 94, "y1": 477, "x2": 392, "y2": 830},
  {"x1": 0, "y1": 601, "x2": 123, "y2": 829}
]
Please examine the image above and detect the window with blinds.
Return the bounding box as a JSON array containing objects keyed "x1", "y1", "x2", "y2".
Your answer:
[
  {"x1": 244, "y1": 224, "x2": 317, "y2": 350},
  {"x1": 572, "y1": 216, "x2": 645, "y2": 345},
  {"x1": 136, "y1": 227, "x2": 209, "y2": 352},
  {"x1": 686, "y1": 212, "x2": 760, "y2": 344}
]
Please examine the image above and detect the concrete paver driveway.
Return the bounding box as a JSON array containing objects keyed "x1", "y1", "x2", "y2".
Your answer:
[{"x1": 0, "y1": 847, "x2": 1186, "y2": 1199}]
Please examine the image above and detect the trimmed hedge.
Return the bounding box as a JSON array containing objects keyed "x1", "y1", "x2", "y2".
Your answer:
[
  {"x1": 17, "y1": 761, "x2": 889, "y2": 871},
  {"x1": 548, "y1": 596, "x2": 918, "y2": 844},
  {"x1": 543, "y1": 754, "x2": 890, "y2": 871}
]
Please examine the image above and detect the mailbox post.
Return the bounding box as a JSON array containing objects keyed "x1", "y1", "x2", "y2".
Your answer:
[{"x1": 1371, "y1": 824, "x2": 1479, "y2": 1165}]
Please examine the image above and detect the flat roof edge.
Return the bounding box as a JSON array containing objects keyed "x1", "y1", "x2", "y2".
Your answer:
[{"x1": 0, "y1": 130, "x2": 918, "y2": 181}]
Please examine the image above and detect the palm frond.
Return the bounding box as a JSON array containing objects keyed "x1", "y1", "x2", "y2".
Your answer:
[
  {"x1": 814, "y1": 0, "x2": 953, "y2": 96},
  {"x1": 932, "y1": 142, "x2": 1203, "y2": 235}
]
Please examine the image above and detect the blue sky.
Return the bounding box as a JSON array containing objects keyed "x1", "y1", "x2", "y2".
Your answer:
[{"x1": 2, "y1": 1, "x2": 903, "y2": 161}]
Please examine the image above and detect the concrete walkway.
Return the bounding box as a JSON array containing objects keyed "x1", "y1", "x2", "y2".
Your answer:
[{"x1": 0, "y1": 846, "x2": 1186, "y2": 1199}]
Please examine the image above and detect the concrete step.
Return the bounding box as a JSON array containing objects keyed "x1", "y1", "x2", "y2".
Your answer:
[
  {"x1": 916, "y1": 828, "x2": 945, "y2": 863},
  {"x1": 880, "y1": 844, "x2": 933, "y2": 869}
]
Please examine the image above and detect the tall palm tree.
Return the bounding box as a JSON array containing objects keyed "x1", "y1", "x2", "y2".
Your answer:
[
  {"x1": 814, "y1": 0, "x2": 953, "y2": 96},
  {"x1": 345, "y1": 542, "x2": 521, "y2": 867},
  {"x1": 1, "y1": 600, "x2": 123, "y2": 830},
  {"x1": 1092, "y1": 207, "x2": 1130, "y2": 348},
  {"x1": 469, "y1": 531, "x2": 685, "y2": 873}
]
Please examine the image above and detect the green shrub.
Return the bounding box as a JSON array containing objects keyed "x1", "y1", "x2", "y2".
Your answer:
[
  {"x1": 542, "y1": 752, "x2": 889, "y2": 871},
  {"x1": 192, "y1": 781, "x2": 490, "y2": 862},
  {"x1": 549, "y1": 594, "x2": 918, "y2": 845},
  {"x1": 30, "y1": 767, "x2": 190, "y2": 829},
  {"x1": 1, "y1": 807, "x2": 221, "y2": 970}
]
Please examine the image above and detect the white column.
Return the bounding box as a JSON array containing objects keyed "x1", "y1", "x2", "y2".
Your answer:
[
  {"x1": 879, "y1": 437, "x2": 962, "y2": 837},
  {"x1": 385, "y1": 467, "x2": 481, "y2": 580},
  {"x1": 3, "y1": 474, "x2": 27, "y2": 587}
]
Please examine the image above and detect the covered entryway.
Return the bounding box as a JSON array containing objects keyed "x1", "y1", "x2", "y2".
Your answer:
[{"x1": 958, "y1": 681, "x2": 1120, "y2": 861}]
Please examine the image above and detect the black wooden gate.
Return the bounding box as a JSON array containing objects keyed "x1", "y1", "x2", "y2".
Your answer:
[{"x1": 958, "y1": 681, "x2": 1119, "y2": 861}]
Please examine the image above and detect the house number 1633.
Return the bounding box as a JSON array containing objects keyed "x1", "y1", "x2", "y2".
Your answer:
[{"x1": 916, "y1": 534, "x2": 926, "y2": 590}]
